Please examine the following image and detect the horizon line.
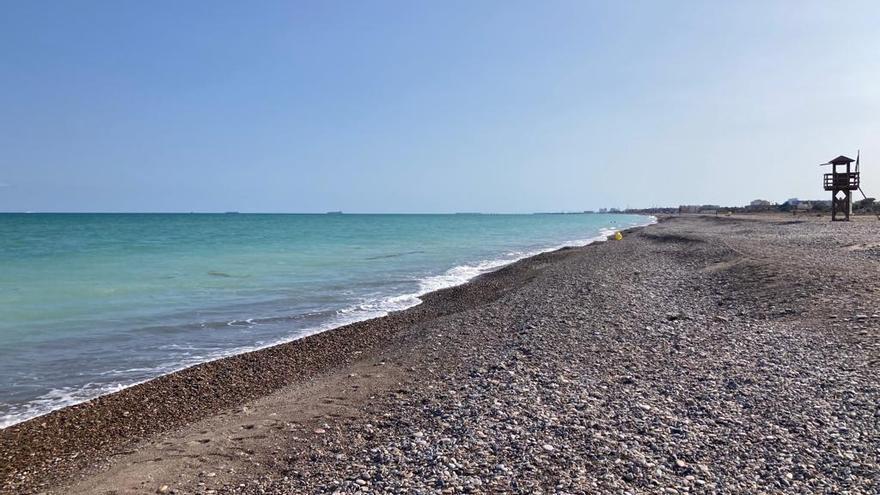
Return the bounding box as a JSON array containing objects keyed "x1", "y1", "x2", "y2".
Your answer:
[{"x1": 0, "y1": 210, "x2": 638, "y2": 215}]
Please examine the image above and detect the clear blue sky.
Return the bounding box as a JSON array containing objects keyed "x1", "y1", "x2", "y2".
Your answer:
[{"x1": 1, "y1": 1, "x2": 878, "y2": 213}]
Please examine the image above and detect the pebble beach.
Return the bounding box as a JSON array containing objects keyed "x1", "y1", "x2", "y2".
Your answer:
[{"x1": 2, "y1": 214, "x2": 878, "y2": 494}]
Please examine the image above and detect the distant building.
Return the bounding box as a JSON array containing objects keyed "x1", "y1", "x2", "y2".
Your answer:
[
  {"x1": 781, "y1": 198, "x2": 811, "y2": 213},
  {"x1": 679, "y1": 205, "x2": 700, "y2": 214},
  {"x1": 746, "y1": 199, "x2": 774, "y2": 212},
  {"x1": 609, "y1": 207, "x2": 621, "y2": 213},
  {"x1": 598, "y1": 208, "x2": 608, "y2": 213}
]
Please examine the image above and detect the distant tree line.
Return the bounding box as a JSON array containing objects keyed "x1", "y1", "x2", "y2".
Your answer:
[{"x1": 623, "y1": 197, "x2": 878, "y2": 216}]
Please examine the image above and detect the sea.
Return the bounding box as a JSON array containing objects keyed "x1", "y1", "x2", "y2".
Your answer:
[{"x1": 0, "y1": 212, "x2": 653, "y2": 428}]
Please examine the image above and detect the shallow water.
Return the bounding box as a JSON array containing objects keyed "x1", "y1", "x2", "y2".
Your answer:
[{"x1": 0, "y1": 212, "x2": 651, "y2": 427}]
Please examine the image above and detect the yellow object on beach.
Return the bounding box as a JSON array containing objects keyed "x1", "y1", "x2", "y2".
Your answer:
[{"x1": 614, "y1": 231, "x2": 623, "y2": 241}]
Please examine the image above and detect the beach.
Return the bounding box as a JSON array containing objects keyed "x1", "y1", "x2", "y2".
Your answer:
[
  {"x1": 0, "y1": 213, "x2": 645, "y2": 429},
  {"x1": 2, "y1": 214, "x2": 879, "y2": 493}
]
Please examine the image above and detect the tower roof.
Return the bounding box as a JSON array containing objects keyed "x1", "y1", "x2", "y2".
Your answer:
[{"x1": 827, "y1": 155, "x2": 855, "y2": 165}]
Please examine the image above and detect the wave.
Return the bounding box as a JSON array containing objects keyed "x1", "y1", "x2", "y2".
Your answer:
[
  {"x1": 0, "y1": 217, "x2": 655, "y2": 429},
  {"x1": 364, "y1": 250, "x2": 425, "y2": 260}
]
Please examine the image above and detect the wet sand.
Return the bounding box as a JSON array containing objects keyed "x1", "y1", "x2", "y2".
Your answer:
[{"x1": 2, "y1": 214, "x2": 878, "y2": 494}]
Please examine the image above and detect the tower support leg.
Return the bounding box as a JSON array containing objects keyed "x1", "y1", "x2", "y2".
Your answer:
[
  {"x1": 846, "y1": 191, "x2": 852, "y2": 221},
  {"x1": 832, "y1": 191, "x2": 839, "y2": 221}
]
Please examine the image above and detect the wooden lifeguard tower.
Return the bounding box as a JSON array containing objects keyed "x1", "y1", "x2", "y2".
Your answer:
[{"x1": 821, "y1": 154, "x2": 860, "y2": 221}]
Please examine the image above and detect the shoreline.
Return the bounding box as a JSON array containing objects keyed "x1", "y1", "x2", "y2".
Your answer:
[
  {"x1": 1, "y1": 220, "x2": 653, "y2": 491},
  {"x1": 0, "y1": 216, "x2": 653, "y2": 431}
]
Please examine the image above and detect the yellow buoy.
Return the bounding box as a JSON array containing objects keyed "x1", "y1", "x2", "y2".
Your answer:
[{"x1": 614, "y1": 231, "x2": 623, "y2": 241}]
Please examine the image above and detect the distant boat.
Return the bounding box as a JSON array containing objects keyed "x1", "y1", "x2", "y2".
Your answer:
[{"x1": 325, "y1": 211, "x2": 343, "y2": 215}]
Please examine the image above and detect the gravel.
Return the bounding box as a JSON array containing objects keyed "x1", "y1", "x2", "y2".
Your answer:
[{"x1": 238, "y1": 215, "x2": 879, "y2": 494}]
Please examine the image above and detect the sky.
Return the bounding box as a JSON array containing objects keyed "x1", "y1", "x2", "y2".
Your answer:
[{"x1": 1, "y1": 1, "x2": 879, "y2": 213}]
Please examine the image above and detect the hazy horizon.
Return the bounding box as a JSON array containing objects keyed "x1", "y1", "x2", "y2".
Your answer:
[{"x1": 2, "y1": 1, "x2": 878, "y2": 213}]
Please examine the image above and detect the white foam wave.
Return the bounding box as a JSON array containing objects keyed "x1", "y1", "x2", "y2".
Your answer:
[{"x1": 0, "y1": 382, "x2": 132, "y2": 429}]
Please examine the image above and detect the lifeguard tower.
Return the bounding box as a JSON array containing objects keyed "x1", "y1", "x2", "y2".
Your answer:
[{"x1": 821, "y1": 155, "x2": 859, "y2": 221}]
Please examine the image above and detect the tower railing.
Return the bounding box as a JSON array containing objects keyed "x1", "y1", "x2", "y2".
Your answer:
[{"x1": 823, "y1": 172, "x2": 860, "y2": 191}]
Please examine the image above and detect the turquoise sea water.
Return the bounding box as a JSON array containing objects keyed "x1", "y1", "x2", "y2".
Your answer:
[{"x1": 0, "y1": 213, "x2": 652, "y2": 428}]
